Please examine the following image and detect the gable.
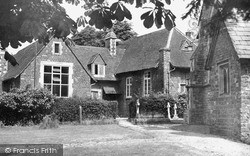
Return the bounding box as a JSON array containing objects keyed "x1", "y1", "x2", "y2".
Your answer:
[
  {"x1": 225, "y1": 19, "x2": 250, "y2": 58},
  {"x1": 3, "y1": 38, "x2": 94, "y2": 81},
  {"x1": 88, "y1": 54, "x2": 107, "y2": 66}
]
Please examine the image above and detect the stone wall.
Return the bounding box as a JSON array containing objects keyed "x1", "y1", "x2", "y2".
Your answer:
[
  {"x1": 19, "y1": 38, "x2": 91, "y2": 98},
  {"x1": 240, "y1": 59, "x2": 250, "y2": 143}
]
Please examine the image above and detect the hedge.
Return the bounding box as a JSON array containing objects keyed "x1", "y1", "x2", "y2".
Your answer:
[
  {"x1": 0, "y1": 88, "x2": 55, "y2": 126},
  {"x1": 52, "y1": 98, "x2": 118, "y2": 122},
  {"x1": 129, "y1": 93, "x2": 187, "y2": 118}
]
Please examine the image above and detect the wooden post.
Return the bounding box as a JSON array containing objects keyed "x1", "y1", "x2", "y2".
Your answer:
[
  {"x1": 136, "y1": 99, "x2": 140, "y2": 118},
  {"x1": 172, "y1": 103, "x2": 179, "y2": 120},
  {"x1": 167, "y1": 102, "x2": 171, "y2": 119},
  {"x1": 79, "y1": 105, "x2": 82, "y2": 124}
]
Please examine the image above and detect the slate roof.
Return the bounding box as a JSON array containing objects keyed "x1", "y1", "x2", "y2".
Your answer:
[
  {"x1": 2, "y1": 42, "x2": 44, "y2": 81},
  {"x1": 70, "y1": 45, "x2": 125, "y2": 81},
  {"x1": 115, "y1": 28, "x2": 196, "y2": 74},
  {"x1": 225, "y1": 19, "x2": 250, "y2": 58}
]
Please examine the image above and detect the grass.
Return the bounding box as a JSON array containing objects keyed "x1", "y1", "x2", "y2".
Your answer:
[{"x1": 0, "y1": 123, "x2": 149, "y2": 145}]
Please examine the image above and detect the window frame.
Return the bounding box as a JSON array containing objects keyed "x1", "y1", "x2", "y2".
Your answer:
[
  {"x1": 52, "y1": 41, "x2": 62, "y2": 55},
  {"x1": 91, "y1": 89, "x2": 102, "y2": 100},
  {"x1": 40, "y1": 61, "x2": 73, "y2": 98},
  {"x1": 218, "y1": 61, "x2": 230, "y2": 95},
  {"x1": 143, "y1": 71, "x2": 151, "y2": 96},
  {"x1": 205, "y1": 70, "x2": 210, "y2": 85},
  {"x1": 126, "y1": 77, "x2": 132, "y2": 98},
  {"x1": 91, "y1": 63, "x2": 105, "y2": 77},
  {"x1": 178, "y1": 83, "x2": 186, "y2": 93}
]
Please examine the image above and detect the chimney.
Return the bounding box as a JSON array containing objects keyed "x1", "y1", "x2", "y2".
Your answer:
[
  {"x1": 105, "y1": 30, "x2": 117, "y2": 56},
  {"x1": 159, "y1": 28, "x2": 174, "y2": 94},
  {"x1": 186, "y1": 31, "x2": 192, "y2": 39},
  {"x1": 159, "y1": 48, "x2": 171, "y2": 94}
]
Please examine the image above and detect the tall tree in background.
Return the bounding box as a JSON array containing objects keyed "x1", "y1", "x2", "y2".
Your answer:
[
  {"x1": 72, "y1": 21, "x2": 137, "y2": 47},
  {"x1": 112, "y1": 21, "x2": 137, "y2": 41},
  {"x1": 1, "y1": 0, "x2": 250, "y2": 49},
  {"x1": 72, "y1": 26, "x2": 106, "y2": 47}
]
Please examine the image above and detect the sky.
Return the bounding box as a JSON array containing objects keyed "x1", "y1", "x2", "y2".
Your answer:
[{"x1": 7, "y1": 0, "x2": 193, "y2": 54}]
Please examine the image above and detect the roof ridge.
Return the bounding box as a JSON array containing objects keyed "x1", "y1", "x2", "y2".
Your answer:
[{"x1": 174, "y1": 27, "x2": 198, "y2": 46}]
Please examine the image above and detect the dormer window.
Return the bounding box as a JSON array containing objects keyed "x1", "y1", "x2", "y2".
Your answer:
[
  {"x1": 92, "y1": 64, "x2": 105, "y2": 77},
  {"x1": 181, "y1": 40, "x2": 193, "y2": 51},
  {"x1": 52, "y1": 42, "x2": 62, "y2": 55}
]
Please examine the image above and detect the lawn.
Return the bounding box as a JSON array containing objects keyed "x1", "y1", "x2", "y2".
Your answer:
[{"x1": 0, "y1": 124, "x2": 152, "y2": 155}]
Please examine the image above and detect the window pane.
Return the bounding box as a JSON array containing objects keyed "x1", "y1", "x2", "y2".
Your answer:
[
  {"x1": 53, "y1": 74, "x2": 60, "y2": 84},
  {"x1": 61, "y1": 85, "x2": 68, "y2": 97},
  {"x1": 62, "y1": 75, "x2": 68, "y2": 84},
  {"x1": 53, "y1": 85, "x2": 60, "y2": 96},
  {"x1": 54, "y1": 43, "x2": 59, "y2": 54},
  {"x1": 53, "y1": 66, "x2": 60, "y2": 73},
  {"x1": 94, "y1": 64, "x2": 98, "y2": 75},
  {"x1": 44, "y1": 74, "x2": 51, "y2": 83},
  {"x1": 62, "y1": 67, "x2": 69, "y2": 74},
  {"x1": 99, "y1": 65, "x2": 104, "y2": 75},
  {"x1": 91, "y1": 91, "x2": 99, "y2": 99},
  {"x1": 44, "y1": 66, "x2": 52, "y2": 72}
]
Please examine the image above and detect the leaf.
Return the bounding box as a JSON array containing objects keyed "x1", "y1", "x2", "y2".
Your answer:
[
  {"x1": 143, "y1": 13, "x2": 154, "y2": 28},
  {"x1": 165, "y1": 0, "x2": 171, "y2": 5},
  {"x1": 141, "y1": 11, "x2": 152, "y2": 20},
  {"x1": 121, "y1": 0, "x2": 134, "y2": 4},
  {"x1": 76, "y1": 16, "x2": 86, "y2": 27},
  {"x1": 164, "y1": 14, "x2": 174, "y2": 31},
  {"x1": 97, "y1": 0, "x2": 104, "y2": 4},
  {"x1": 122, "y1": 4, "x2": 132, "y2": 20},
  {"x1": 115, "y1": 5, "x2": 125, "y2": 21},
  {"x1": 155, "y1": 10, "x2": 163, "y2": 28},
  {"x1": 156, "y1": 0, "x2": 164, "y2": 7},
  {"x1": 110, "y1": 2, "x2": 119, "y2": 12}
]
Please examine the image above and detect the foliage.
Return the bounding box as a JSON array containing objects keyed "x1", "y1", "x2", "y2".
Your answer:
[
  {"x1": 52, "y1": 98, "x2": 118, "y2": 122},
  {"x1": 2, "y1": 0, "x2": 250, "y2": 49},
  {"x1": 0, "y1": 88, "x2": 55, "y2": 126},
  {"x1": 0, "y1": 0, "x2": 77, "y2": 49},
  {"x1": 72, "y1": 21, "x2": 137, "y2": 47},
  {"x1": 129, "y1": 93, "x2": 187, "y2": 119},
  {"x1": 39, "y1": 113, "x2": 59, "y2": 129},
  {"x1": 72, "y1": 26, "x2": 106, "y2": 47},
  {"x1": 112, "y1": 21, "x2": 138, "y2": 41}
]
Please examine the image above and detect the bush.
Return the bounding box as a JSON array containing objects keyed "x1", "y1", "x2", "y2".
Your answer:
[
  {"x1": 52, "y1": 98, "x2": 118, "y2": 122},
  {"x1": 129, "y1": 93, "x2": 187, "y2": 119},
  {"x1": 0, "y1": 88, "x2": 55, "y2": 126}
]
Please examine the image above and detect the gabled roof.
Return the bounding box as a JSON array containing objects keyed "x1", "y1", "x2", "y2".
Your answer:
[
  {"x1": 2, "y1": 42, "x2": 44, "y2": 81},
  {"x1": 70, "y1": 45, "x2": 125, "y2": 81},
  {"x1": 87, "y1": 54, "x2": 107, "y2": 65},
  {"x1": 225, "y1": 19, "x2": 250, "y2": 58},
  {"x1": 115, "y1": 28, "x2": 196, "y2": 74},
  {"x1": 3, "y1": 39, "x2": 95, "y2": 81}
]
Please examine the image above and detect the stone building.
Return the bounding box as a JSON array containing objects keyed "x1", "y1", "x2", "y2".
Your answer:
[
  {"x1": 188, "y1": 1, "x2": 250, "y2": 142},
  {"x1": 0, "y1": 28, "x2": 196, "y2": 117},
  {"x1": 115, "y1": 28, "x2": 196, "y2": 116}
]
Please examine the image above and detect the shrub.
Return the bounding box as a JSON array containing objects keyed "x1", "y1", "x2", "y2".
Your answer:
[
  {"x1": 0, "y1": 88, "x2": 55, "y2": 126},
  {"x1": 39, "y1": 113, "x2": 59, "y2": 129},
  {"x1": 129, "y1": 93, "x2": 187, "y2": 119},
  {"x1": 52, "y1": 98, "x2": 118, "y2": 122},
  {"x1": 139, "y1": 93, "x2": 175, "y2": 118}
]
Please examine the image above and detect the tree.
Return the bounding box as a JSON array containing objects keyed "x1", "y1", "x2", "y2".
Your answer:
[
  {"x1": 72, "y1": 21, "x2": 137, "y2": 47},
  {"x1": 112, "y1": 21, "x2": 137, "y2": 41},
  {"x1": 71, "y1": 26, "x2": 106, "y2": 47},
  {"x1": 1, "y1": 0, "x2": 250, "y2": 49}
]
